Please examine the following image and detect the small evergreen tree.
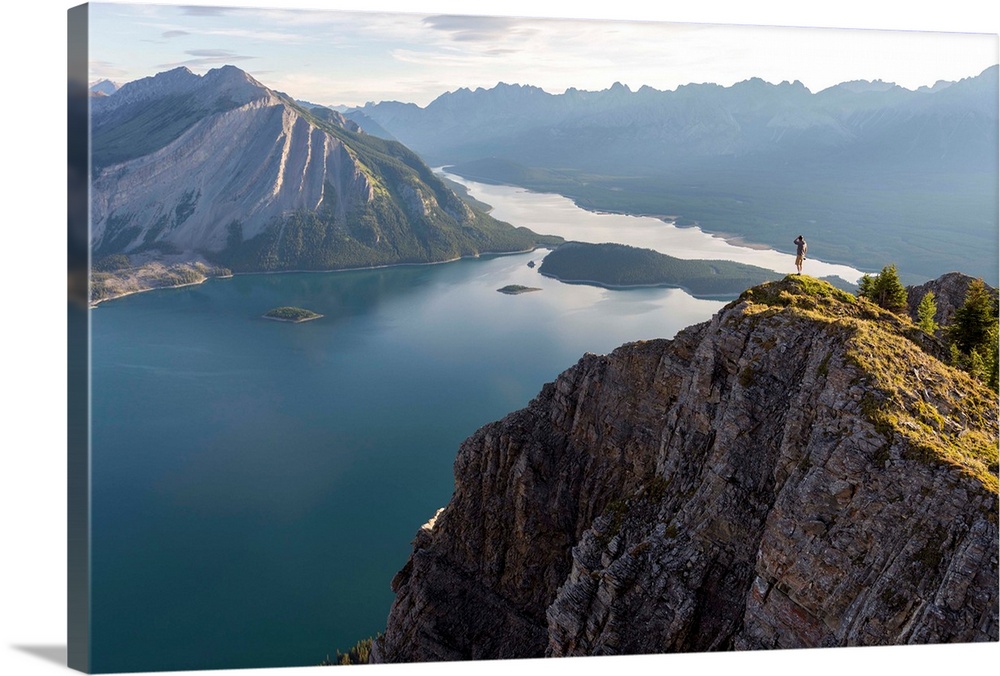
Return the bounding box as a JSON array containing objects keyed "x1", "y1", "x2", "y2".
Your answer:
[
  {"x1": 917, "y1": 291, "x2": 939, "y2": 334},
  {"x1": 951, "y1": 279, "x2": 997, "y2": 353},
  {"x1": 857, "y1": 264, "x2": 908, "y2": 314},
  {"x1": 949, "y1": 278, "x2": 999, "y2": 391}
]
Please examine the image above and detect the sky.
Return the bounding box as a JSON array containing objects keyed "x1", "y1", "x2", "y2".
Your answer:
[
  {"x1": 0, "y1": 3, "x2": 998, "y2": 676},
  {"x1": 86, "y1": 0, "x2": 1000, "y2": 108}
]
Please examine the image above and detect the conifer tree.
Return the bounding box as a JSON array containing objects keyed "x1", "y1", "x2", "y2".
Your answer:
[
  {"x1": 951, "y1": 279, "x2": 997, "y2": 354},
  {"x1": 949, "y1": 278, "x2": 999, "y2": 391},
  {"x1": 917, "y1": 291, "x2": 939, "y2": 334},
  {"x1": 857, "y1": 264, "x2": 908, "y2": 314}
]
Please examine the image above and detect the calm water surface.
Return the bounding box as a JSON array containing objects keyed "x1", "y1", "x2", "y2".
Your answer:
[{"x1": 90, "y1": 175, "x2": 858, "y2": 672}]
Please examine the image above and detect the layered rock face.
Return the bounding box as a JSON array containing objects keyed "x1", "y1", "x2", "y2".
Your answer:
[
  {"x1": 88, "y1": 66, "x2": 553, "y2": 272},
  {"x1": 92, "y1": 93, "x2": 371, "y2": 255},
  {"x1": 90, "y1": 67, "x2": 367, "y2": 257},
  {"x1": 372, "y1": 276, "x2": 998, "y2": 662}
]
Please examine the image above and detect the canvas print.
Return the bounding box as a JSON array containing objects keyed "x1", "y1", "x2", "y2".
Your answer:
[{"x1": 67, "y1": 2, "x2": 999, "y2": 673}]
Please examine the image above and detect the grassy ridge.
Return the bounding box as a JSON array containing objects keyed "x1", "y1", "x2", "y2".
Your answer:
[{"x1": 740, "y1": 275, "x2": 998, "y2": 494}]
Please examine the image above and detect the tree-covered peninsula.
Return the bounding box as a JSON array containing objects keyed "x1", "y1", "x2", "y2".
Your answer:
[{"x1": 538, "y1": 241, "x2": 782, "y2": 297}]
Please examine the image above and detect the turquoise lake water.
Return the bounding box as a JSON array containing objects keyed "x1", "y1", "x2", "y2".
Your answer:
[{"x1": 89, "y1": 252, "x2": 723, "y2": 672}]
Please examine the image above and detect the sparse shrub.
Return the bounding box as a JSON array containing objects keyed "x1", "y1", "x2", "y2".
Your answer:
[
  {"x1": 326, "y1": 635, "x2": 378, "y2": 666},
  {"x1": 817, "y1": 351, "x2": 831, "y2": 377}
]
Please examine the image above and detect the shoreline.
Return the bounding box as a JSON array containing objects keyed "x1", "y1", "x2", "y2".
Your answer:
[
  {"x1": 88, "y1": 248, "x2": 551, "y2": 308},
  {"x1": 262, "y1": 313, "x2": 324, "y2": 324},
  {"x1": 89, "y1": 277, "x2": 222, "y2": 308}
]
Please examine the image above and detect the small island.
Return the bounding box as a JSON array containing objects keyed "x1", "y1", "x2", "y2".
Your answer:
[
  {"x1": 497, "y1": 285, "x2": 542, "y2": 295},
  {"x1": 263, "y1": 306, "x2": 324, "y2": 323}
]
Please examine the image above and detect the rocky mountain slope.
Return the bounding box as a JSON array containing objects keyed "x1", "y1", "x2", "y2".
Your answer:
[
  {"x1": 89, "y1": 66, "x2": 556, "y2": 277},
  {"x1": 371, "y1": 275, "x2": 998, "y2": 662},
  {"x1": 89, "y1": 78, "x2": 119, "y2": 96}
]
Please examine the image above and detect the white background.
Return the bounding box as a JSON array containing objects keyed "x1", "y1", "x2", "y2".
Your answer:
[{"x1": 2, "y1": 2, "x2": 998, "y2": 676}]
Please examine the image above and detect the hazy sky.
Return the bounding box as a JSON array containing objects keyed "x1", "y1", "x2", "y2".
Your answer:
[{"x1": 86, "y1": 0, "x2": 999, "y2": 108}]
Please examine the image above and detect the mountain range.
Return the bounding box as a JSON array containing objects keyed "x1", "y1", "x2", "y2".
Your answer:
[
  {"x1": 354, "y1": 68, "x2": 998, "y2": 173},
  {"x1": 89, "y1": 66, "x2": 556, "y2": 278},
  {"x1": 353, "y1": 67, "x2": 999, "y2": 283}
]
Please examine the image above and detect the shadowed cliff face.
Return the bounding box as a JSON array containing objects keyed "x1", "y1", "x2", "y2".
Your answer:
[{"x1": 372, "y1": 275, "x2": 998, "y2": 662}]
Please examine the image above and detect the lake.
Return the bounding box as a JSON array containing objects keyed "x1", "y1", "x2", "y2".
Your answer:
[{"x1": 88, "y1": 174, "x2": 861, "y2": 672}]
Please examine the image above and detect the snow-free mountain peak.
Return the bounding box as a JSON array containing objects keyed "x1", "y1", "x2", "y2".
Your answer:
[{"x1": 88, "y1": 65, "x2": 557, "y2": 303}]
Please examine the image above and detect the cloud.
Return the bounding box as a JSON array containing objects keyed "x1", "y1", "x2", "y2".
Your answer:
[
  {"x1": 179, "y1": 5, "x2": 232, "y2": 16},
  {"x1": 423, "y1": 15, "x2": 525, "y2": 42},
  {"x1": 158, "y1": 49, "x2": 257, "y2": 69},
  {"x1": 186, "y1": 49, "x2": 242, "y2": 57},
  {"x1": 162, "y1": 30, "x2": 190, "y2": 39},
  {"x1": 88, "y1": 60, "x2": 130, "y2": 80}
]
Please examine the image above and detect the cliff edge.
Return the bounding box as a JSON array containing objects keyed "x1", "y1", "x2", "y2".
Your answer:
[{"x1": 372, "y1": 275, "x2": 998, "y2": 662}]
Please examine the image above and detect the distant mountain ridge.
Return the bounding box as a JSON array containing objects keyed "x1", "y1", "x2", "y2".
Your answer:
[
  {"x1": 356, "y1": 67, "x2": 997, "y2": 172},
  {"x1": 89, "y1": 66, "x2": 557, "y2": 284}
]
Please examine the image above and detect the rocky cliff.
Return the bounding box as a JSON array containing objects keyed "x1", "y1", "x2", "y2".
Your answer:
[{"x1": 372, "y1": 275, "x2": 998, "y2": 663}]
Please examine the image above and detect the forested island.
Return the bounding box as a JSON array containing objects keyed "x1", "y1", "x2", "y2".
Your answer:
[
  {"x1": 497, "y1": 285, "x2": 541, "y2": 295},
  {"x1": 263, "y1": 306, "x2": 324, "y2": 323},
  {"x1": 538, "y1": 241, "x2": 781, "y2": 297}
]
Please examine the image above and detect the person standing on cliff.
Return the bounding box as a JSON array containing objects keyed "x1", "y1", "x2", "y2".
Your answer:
[{"x1": 794, "y1": 235, "x2": 807, "y2": 274}]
